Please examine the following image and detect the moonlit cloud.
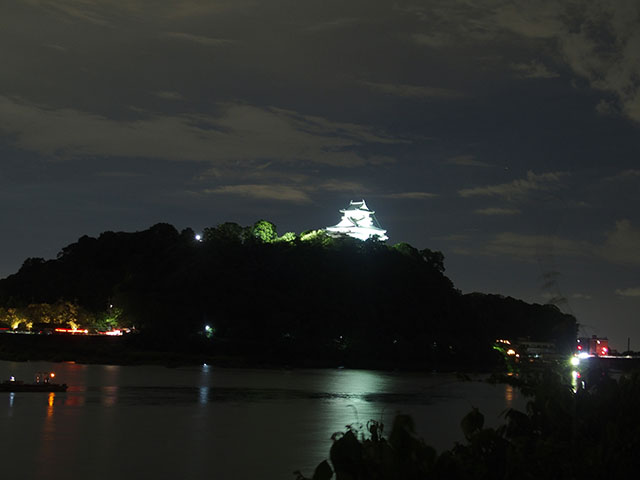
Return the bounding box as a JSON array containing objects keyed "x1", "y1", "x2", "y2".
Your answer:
[
  {"x1": 155, "y1": 91, "x2": 185, "y2": 101},
  {"x1": 319, "y1": 180, "x2": 368, "y2": 192},
  {"x1": 408, "y1": 0, "x2": 640, "y2": 123},
  {"x1": 37, "y1": 0, "x2": 114, "y2": 27},
  {"x1": 459, "y1": 171, "x2": 566, "y2": 199},
  {"x1": 0, "y1": 96, "x2": 399, "y2": 167},
  {"x1": 203, "y1": 185, "x2": 312, "y2": 202},
  {"x1": 446, "y1": 155, "x2": 492, "y2": 167},
  {"x1": 605, "y1": 169, "x2": 640, "y2": 181},
  {"x1": 447, "y1": 219, "x2": 640, "y2": 267},
  {"x1": 478, "y1": 232, "x2": 594, "y2": 262},
  {"x1": 511, "y1": 60, "x2": 559, "y2": 79},
  {"x1": 362, "y1": 81, "x2": 464, "y2": 99},
  {"x1": 571, "y1": 293, "x2": 592, "y2": 300},
  {"x1": 306, "y1": 17, "x2": 361, "y2": 32},
  {"x1": 165, "y1": 32, "x2": 233, "y2": 47},
  {"x1": 383, "y1": 192, "x2": 438, "y2": 199},
  {"x1": 615, "y1": 287, "x2": 640, "y2": 297},
  {"x1": 43, "y1": 43, "x2": 69, "y2": 53},
  {"x1": 475, "y1": 207, "x2": 521, "y2": 216},
  {"x1": 601, "y1": 220, "x2": 640, "y2": 266}
]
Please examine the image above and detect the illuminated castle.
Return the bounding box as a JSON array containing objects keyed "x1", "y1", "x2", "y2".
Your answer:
[{"x1": 326, "y1": 199, "x2": 388, "y2": 241}]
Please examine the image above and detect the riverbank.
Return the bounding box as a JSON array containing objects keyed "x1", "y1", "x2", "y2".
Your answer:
[{"x1": 0, "y1": 333, "x2": 502, "y2": 372}]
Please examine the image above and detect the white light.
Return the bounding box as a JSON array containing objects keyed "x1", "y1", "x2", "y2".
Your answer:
[
  {"x1": 326, "y1": 200, "x2": 388, "y2": 241},
  {"x1": 570, "y1": 356, "x2": 580, "y2": 366},
  {"x1": 195, "y1": 234, "x2": 202, "y2": 241},
  {"x1": 204, "y1": 325, "x2": 212, "y2": 332},
  {"x1": 578, "y1": 352, "x2": 590, "y2": 359}
]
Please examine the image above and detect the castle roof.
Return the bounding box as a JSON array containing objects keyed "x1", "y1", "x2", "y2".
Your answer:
[{"x1": 340, "y1": 199, "x2": 373, "y2": 214}]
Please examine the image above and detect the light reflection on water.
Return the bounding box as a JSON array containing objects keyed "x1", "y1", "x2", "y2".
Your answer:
[
  {"x1": 0, "y1": 361, "x2": 524, "y2": 480},
  {"x1": 504, "y1": 383, "x2": 515, "y2": 409}
]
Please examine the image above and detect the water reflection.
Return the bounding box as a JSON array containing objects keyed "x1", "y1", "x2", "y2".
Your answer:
[
  {"x1": 64, "y1": 392, "x2": 86, "y2": 407},
  {"x1": 0, "y1": 362, "x2": 526, "y2": 480},
  {"x1": 199, "y1": 386, "x2": 209, "y2": 405},
  {"x1": 571, "y1": 370, "x2": 585, "y2": 392},
  {"x1": 504, "y1": 384, "x2": 514, "y2": 409},
  {"x1": 102, "y1": 386, "x2": 119, "y2": 407}
]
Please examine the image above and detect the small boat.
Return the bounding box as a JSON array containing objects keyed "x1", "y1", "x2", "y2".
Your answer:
[{"x1": 0, "y1": 372, "x2": 68, "y2": 392}]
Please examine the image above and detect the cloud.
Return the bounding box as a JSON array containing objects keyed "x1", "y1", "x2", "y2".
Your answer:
[
  {"x1": 571, "y1": 293, "x2": 592, "y2": 300},
  {"x1": 165, "y1": 32, "x2": 233, "y2": 47},
  {"x1": 0, "y1": 96, "x2": 400, "y2": 167},
  {"x1": 43, "y1": 43, "x2": 69, "y2": 53},
  {"x1": 475, "y1": 207, "x2": 521, "y2": 215},
  {"x1": 595, "y1": 99, "x2": 619, "y2": 116},
  {"x1": 604, "y1": 169, "x2": 640, "y2": 181},
  {"x1": 615, "y1": 287, "x2": 640, "y2": 297},
  {"x1": 94, "y1": 171, "x2": 144, "y2": 178},
  {"x1": 601, "y1": 219, "x2": 640, "y2": 266},
  {"x1": 319, "y1": 180, "x2": 368, "y2": 192},
  {"x1": 511, "y1": 60, "x2": 559, "y2": 79},
  {"x1": 306, "y1": 17, "x2": 361, "y2": 32},
  {"x1": 406, "y1": 1, "x2": 640, "y2": 124},
  {"x1": 446, "y1": 155, "x2": 492, "y2": 167},
  {"x1": 411, "y1": 32, "x2": 454, "y2": 48},
  {"x1": 362, "y1": 81, "x2": 464, "y2": 99},
  {"x1": 383, "y1": 192, "x2": 438, "y2": 199},
  {"x1": 155, "y1": 91, "x2": 185, "y2": 101},
  {"x1": 33, "y1": 0, "x2": 114, "y2": 27},
  {"x1": 556, "y1": 2, "x2": 640, "y2": 124},
  {"x1": 448, "y1": 219, "x2": 640, "y2": 267},
  {"x1": 476, "y1": 232, "x2": 594, "y2": 261},
  {"x1": 459, "y1": 171, "x2": 566, "y2": 199},
  {"x1": 203, "y1": 184, "x2": 312, "y2": 202}
]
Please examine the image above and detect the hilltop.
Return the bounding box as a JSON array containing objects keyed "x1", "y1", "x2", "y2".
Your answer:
[{"x1": 0, "y1": 222, "x2": 576, "y2": 368}]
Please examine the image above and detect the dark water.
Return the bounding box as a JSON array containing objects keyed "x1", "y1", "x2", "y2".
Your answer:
[{"x1": 0, "y1": 361, "x2": 522, "y2": 479}]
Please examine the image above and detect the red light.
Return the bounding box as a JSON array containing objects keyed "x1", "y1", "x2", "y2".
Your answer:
[{"x1": 577, "y1": 345, "x2": 582, "y2": 350}]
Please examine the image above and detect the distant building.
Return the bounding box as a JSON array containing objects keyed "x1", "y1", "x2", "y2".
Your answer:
[
  {"x1": 326, "y1": 200, "x2": 388, "y2": 241},
  {"x1": 517, "y1": 340, "x2": 557, "y2": 358},
  {"x1": 577, "y1": 335, "x2": 609, "y2": 356}
]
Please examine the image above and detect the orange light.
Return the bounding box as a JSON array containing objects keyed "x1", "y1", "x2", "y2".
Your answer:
[
  {"x1": 54, "y1": 328, "x2": 88, "y2": 334},
  {"x1": 50, "y1": 372, "x2": 55, "y2": 378},
  {"x1": 506, "y1": 349, "x2": 516, "y2": 356}
]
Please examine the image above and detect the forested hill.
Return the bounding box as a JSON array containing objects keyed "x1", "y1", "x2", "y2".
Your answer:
[{"x1": 0, "y1": 222, "x2": 576, "y2": 367}]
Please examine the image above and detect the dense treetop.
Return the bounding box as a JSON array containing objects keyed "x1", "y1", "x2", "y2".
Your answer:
[{"x1": 0, "y1": 222, "x2": 576, "y2": 367}]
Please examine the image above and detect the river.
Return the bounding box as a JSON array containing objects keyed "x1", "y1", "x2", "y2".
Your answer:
[{"x1": 0, "y1": 361, "x2": 523, "y2": 479}]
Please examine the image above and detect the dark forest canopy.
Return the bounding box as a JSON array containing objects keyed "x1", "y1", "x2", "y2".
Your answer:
[{"x1": 0, "y1": 222, "x2": 576, "y2": 367}]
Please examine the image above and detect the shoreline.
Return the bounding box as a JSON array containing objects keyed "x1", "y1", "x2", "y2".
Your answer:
[{"x1": 0, "y1": 333, "x2": 500, "y2": 373}]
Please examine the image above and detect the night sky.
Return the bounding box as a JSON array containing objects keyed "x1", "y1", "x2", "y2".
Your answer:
[{"x1": 1, "y1": 1, "x2": 639, "y2": 349}]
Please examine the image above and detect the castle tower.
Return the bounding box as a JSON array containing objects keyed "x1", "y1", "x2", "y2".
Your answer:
[{"x1": 326, "y1": 199, "x2": 388, "y2": 241}]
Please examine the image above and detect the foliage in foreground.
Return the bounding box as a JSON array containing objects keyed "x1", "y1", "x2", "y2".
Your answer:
[{"x1": 297, "y1": 369, "x2": 640, "y2": 479}]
